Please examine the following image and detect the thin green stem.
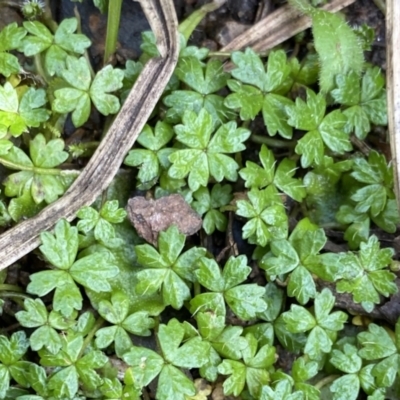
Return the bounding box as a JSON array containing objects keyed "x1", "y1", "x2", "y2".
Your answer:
[
  {"x1": 314, "y1": 375, "x2": 340, "y2": 390},
  {"x1": 0, "y1": 157, "x2": 80, "y2": 177},
  {"x1": 179, "y1": 0, "x2": 227, "y2": 42},
  {"x1": 193, "y1": 281, "x2": 201, "y2": 297},
  {"x1": 0, "y1": 292, "x2": 32, "y2": 300},
  {"x1": 0, "y1": 292, "x2": 32, "y2": 306},
  {"x1": 74, "y1": 6, "x2": 95, "y2": 79},
  {"x1": 250, "y1": 134, "x2": 296, "y2": 149},
  {"x1": 0, "y1": 284, "x2": 24, "y2": 292},
  {"x1": 40, "y1": 0, "x2": 58, "y2": 33},
  {"x1": 33, "y1": 53, "x2": 50, "y2": 84},
  {"x1": 103, "y1": 0, "x2": 123, "y2": 65},
  {"x1": 153, "y1": 315, "x2": 162, "y2": 354},
  {"x1": 79, "y1": 316, "x2": 105, "y2": 358}
]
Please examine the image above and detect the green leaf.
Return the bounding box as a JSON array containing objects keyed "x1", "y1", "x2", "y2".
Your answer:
[
  {"x1": 292, "y1": 357, "x2": 319, "y2": 382},
  {"x1": 190, "y1": 291, "x2": 225, "y2": 319},
  {"x1": 261, "y1": 240, "x2": 299, "y2": 276},
  {"x1": 230, "y1": 48, "x2": 266, "y2": 91},
  {"x1": 39, "y1": 219, "x2": 78, "y2": 269},
  {"x1": 27, "y1": 270, "x2": 69, "y2": 297},
  {"x1": 210, "y1": 326, "x2": 247, "y2": 360},
  {"x1": 122, "y1": 311, "x2": 154, "y2": 336},
  {"x1": 164, "y1": 90, "x2": 232, "y2": 126},
  {"x1": 231, "y1": 49, "x2": 291, "y2": 93},
  {"x1": 357, "y1": 323, "x2": 397, "y2": 360},
  {"x1": 97, "y1": 291, "x2": 129, "y2": 324},
  {"x1": 192, "y1": 184, "x2": 232, "y2": 234},
  {"x1": 371, "y1": 353, "x2": 398, "y2": 388},
  {"x1": 288, "y1": 89, "x2": 351, "y2": 166},
  {"x1": 15, "y1": 298, "x2": 47, "y2": 328},
  {"x1": 239, "y1": 144, "x2": 275, "y2": 189},
  {"x1": 225, "y1": 79, "x2": 263, "y2": 121},
  {"x1": 0, "y1": 367, "x2": 11, "y2": 397},
  {"x1": 89, "y1": 65, "x2": 124, "y2": 115},
  {"x1": 158, "y1": 319, "x2": 209, "y2": 368},
  {"x1": 372, "y1": 198, "x2": 400, "y2": 233},
  {"x1": 0, "y1": 23, "x2": 26, "y2": 76},
  {"x1": 157, "y1": 364, "x2": 196, "y2": 400},
  {"x1": 2, "y1": 134, "x2": 70, "y2": 204},
  {"x1": 195, "y1": 309, "x2": 226, "y2": 342},
  {"x1": 0, "y1": 22, "x2": 27, "y2": 52},
  {"x1": 122, "y1": 346, "x2": 164, "y2": 388},
  {"x1": 331, "y1": 70, "x2": 361, "y2": 106},
  {"x1": 195, "y1": 257, "x2": 224, "y2": 292},
  {"x1": 77, "y1": 200, "x2": 126, "y2": 242},
  {"x1": 319, "y1": 110, "x2": 350, "y2": 154},
  {"x1": 283, "y1": 305, "x2": 316, "y2": 333},
  {"x1": 331, "y1": 67, "x2": 386, "y2": 139},
  {"x1": 53, "y1": 280, "x2": 82, "y2": 317},
  {"x1": 225, "y1": 284, "x2": 267, "y2": 320},
  {"x1": 260, "y1": 379, "x2": 304, "y2": 400},
  {"x1": 351, "y1": 184, "x2": 386, "y2": 217},
  {"x1": 222, "y1": 255, "x2": 251, "y2": 289},
  {"x1": 75, "y1": 350, "x2": 107, "y2": 390},
  {"x1": 15, "y1": 298, "x2": 62, "y2": 354},
  {"x1": 0, "y1": 331, "x2": 29, "y2": 364},
  {"x1": 330, "y1": 344, "x2": 362, "y2": 374},
  {"x1": 21, "y1": 20, "x2": 52, "y2": 55},
  {"x1": 287, "y1": 265, "x2": 316, "y2": 304},
  {"x1": 310, "y1": 8, "x2": 364, "y2": 93},
  {"x1": 236, "y1": 187, "x2": 288, "y2": 247},
  {"x1": 22, "y1": 18, "x2": 91, "y2": 76},
  {"x1": 47, "y1": 365, "x2": 79, "y2": 398},
  {"x1": 330, "y1": 374, "x2": 360, "y2": 400},
  {"x1": 136, "y1": 226, "x2": 205, "y2": 308},
  {"x1": 124, "y1": 122, "x2": 174, "y2": 184},
  {"x1": 29, "y1": 133, "x2": 68, "y2": 170},
  {"x1": 169, "y1": 109, "x2": 250, "y2": 191},
  {"x1": 54, "y1": 56, "x2": 123, "y2": 127},
  {"x1": 287, "y1": 89, "x2": 325, "y2": 131},
  {"x1": 218, "y1": 359, "x2": 246, "y2": 397},
  {"x1": 26, "y1": 363, "x2": 48, "y2": 397},
  {"x1": 262, "y1": 94, "x2": 294, "y2": 139},
  {"x1": 0, "y1": 83, "x2": 49, "y2": 136},
  {"x1": 305, "y1": 325, "x2": 333, "y2": 360},
  {"x1": 94, "y1": 325, "x2": 118, "y2": 350},
  {"x1": 274, "y1": 158, "x2": 306, "y2": 201},
  {"x1": 70, "y1": 252, "x2": 119, "y2": 292},
  {"x1": 29, "y1": 325, "x2": 62, "y2": 355},
  {"x1": 258, "y1": 283, "x2": 285, "y2": 322},
  {"x1": 336, "y1": 236, "x2": 396, "y2": 312},
  {"x1": 295, "y1": 129, "x2": 324, "y2": 168},
  {"x1": 53, "y1": 18, "x2": 91, "y2": 54},
  {"x1": 175, "y1": 57, "x2": 228, "y2": 95}
]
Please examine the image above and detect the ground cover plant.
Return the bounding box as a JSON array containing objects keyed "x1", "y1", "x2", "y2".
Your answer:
[{"x1": 0, "y1": 0, "x2": 398, "y2": 399}]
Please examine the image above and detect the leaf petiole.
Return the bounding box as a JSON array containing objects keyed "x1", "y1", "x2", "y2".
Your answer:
[{"x1": 0, "y1": 156, "x2": 80, "y2": 177}]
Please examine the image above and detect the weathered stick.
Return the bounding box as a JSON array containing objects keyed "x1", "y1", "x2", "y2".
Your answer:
[
  {"x1": 0, "y1": 0, "x2": 179, "y2": 271},
  {"x1": 386, "y1": 0, "x2": 400, "y2": 210},
  {"x1": 220, "y1": 0, "x2": 357, "y2": 52}
]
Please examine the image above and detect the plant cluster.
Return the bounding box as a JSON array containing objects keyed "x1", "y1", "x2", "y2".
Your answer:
[{"x1": 0, "y1": 0, "x2": 398, "y2": 399}]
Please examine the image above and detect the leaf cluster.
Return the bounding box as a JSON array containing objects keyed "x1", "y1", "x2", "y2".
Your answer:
[{"x1": 0, "y1": 3, "x2": 399, "y2": 400}]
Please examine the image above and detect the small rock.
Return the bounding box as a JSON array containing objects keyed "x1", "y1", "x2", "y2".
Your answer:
[{"x1": 127, "y1": 194, "x2": 202, "y2": 246}]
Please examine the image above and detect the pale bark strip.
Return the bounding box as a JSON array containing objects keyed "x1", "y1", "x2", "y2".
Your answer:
[
  {"x1": 386, "y1": 0, "x2": 400, "y2": 210},
  {"x1": 0, "y1": 0, "x2": 179, "y2": 270},
  {"x1": 220, "y1": 0, "x2": 357, "y2": 53}
]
